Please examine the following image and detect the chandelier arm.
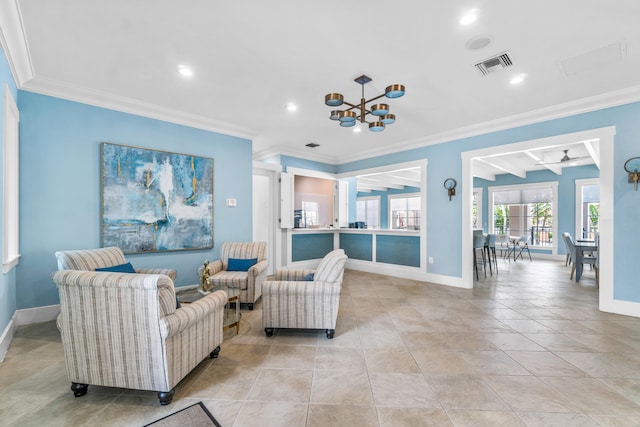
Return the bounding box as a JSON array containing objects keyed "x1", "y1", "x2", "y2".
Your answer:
[
  {"x1": 342, "y1": 101, "x2": 359, "y2": 109},
  {"x1": 364, "y1": 93, "x2": 386, "y2": 104}
]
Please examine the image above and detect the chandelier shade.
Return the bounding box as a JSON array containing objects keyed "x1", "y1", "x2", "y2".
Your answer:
[
  {"x1": 339, "y1": 111, "x2": 357, "y2": 122},
  {"x1": 369, "y1": 122, "x2": 385, "y2": 132},
  {"x1": 371, "y1": 104, "x2": 389, "y2": 116},
  {"x1": 385, "y1": 84, "x2": 406, "y2": 98},
  {"x1": 381, "y1": 114, "x2": 396, "y2": 124},
  {"x1": 324, "y1": 75, "x2": 405, "y2": 132},
  {"x1": 325, "y1": 93, "x2": 344, "y2": 107}
]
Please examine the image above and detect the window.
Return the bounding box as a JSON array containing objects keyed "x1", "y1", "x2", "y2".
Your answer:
[
  {"x1": 490, "y1": 183, "x2": 557, "y2": 247},
  {"x1": 356, "y1": 196, "x2": 379, "y2": 229},
  {"x1": 389, "y1": 194, "x2": 420, "y2": 230},
  {"x1": 300, "y1": 201, "x2": 318, "y2": 227},
  {"x1": 3, "y1": 85, "x2": 20, "y2": 273},
  {"x1": 473, "y1": 188, "x2": 483, "y2": 230},
  {"x1": 576, "y1": 179, "x2": 599, "y2": 240}
]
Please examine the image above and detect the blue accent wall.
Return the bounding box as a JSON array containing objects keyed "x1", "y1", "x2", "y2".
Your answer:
[
  {"x1": 339, "y1": 233, "x2": 372, "y2": 261},
  {"x1": 0, "y1": 46, "x2": 18, "y2": 338},
  {"x1": 376, "y1": 235, "x2": 420, "y2": 267},
  {"x1": 291, "y1": 233, "x2": 334, "y2": 261},
  {"x1": 16, "y1": 91, "x2": 253, "y2": 310}
]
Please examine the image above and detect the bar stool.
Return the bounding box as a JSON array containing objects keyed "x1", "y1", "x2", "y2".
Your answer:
[
  {"x1": 485, "y1": 234, "x2": 498, "y2": 275},
  {"x1": 473, "y1": 234, "x2": 487, "y2": 280}
]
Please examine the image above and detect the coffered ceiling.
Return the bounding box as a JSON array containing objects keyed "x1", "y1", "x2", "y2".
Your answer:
[{"x1": 1, "y1": 1, "x2": 639, "y2": 168}]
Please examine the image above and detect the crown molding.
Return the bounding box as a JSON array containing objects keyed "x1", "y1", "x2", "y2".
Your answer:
[
  {"x1": 253, "y1": 143, "x2": 341, "y2": 165},
  {"x1": 0, "y1": 0, "x2": 34, "y2": 86},
  {"x1": 279, "y1": 85, "x2": 640, "y2": 166},
  {"x1": 21, "y1": 76, "x2": 258, "y2": 140}
]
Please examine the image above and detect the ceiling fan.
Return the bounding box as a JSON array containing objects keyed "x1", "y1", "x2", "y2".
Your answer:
[{"x1": 537, "y1": 149, "x2": 589, "y2": 165}]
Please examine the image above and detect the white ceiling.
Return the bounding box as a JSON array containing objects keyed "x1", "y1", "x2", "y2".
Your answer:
[{"x1": 1, "y1": 1, "x2": 639, "y2": 169}]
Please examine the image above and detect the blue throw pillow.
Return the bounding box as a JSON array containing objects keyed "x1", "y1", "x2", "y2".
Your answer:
[
  {"x1": 95, "y1": 262, "x2": 136, "y2": 273},
  {"x1": 302, "y1": 273, "x2": 315, "y2": 281},
  {"x1": 227, "y1": 258, "x2": 258, "y2": 272}
]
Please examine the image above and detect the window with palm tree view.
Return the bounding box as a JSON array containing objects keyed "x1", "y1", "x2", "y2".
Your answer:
[{"x1": 490, "y1": 183, "x2": 557, "y2": 247}]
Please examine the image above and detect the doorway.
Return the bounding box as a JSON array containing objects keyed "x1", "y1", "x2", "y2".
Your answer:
[
  {"x1": 461, "y1": 127, "x2": 615, "y2": 313},
  {"x1": 253, "y1": 164, "x2": 280, "y2": 275}
]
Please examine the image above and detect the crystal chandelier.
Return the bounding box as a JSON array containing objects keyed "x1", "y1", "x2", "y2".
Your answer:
[{"x1": 324, "y1": 75, "x2": 405, "y2": 132}]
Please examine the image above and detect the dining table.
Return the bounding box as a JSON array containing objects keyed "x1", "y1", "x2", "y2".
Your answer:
[{"x1": 574, "y1": 241, "x2": 598, "y2": 282}]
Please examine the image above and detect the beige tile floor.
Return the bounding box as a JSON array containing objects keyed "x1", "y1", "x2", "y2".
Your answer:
[{"x1": 2, "y1": 259, "x2": 640, "y2": 426}]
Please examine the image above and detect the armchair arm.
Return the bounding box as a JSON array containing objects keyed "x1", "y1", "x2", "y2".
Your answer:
[
  {"x1": 275, "y1": 269, "x2": 315, "y2": 281},
  {"x1": 248, "y1": 259, "x2": 268, "y2": 277},
  {"x1": 160, "y1": 290, "x2": 227, "y2": 338},
  {"x1": 205, "y1": 260, "x2": 224, "y2": 275},
  {"x1": 263, "y1": 279, "x2": 341, "y2": 297},
  {"x1": 136, "y1": 268, "x2": 177, "y2": 281}
]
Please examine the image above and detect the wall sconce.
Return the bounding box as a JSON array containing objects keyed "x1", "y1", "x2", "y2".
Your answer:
[
  {"x1": 624, "y1": 157, "x2": 640, "y2": 191},
  {"x1": 443, "y1": 178, "x2": 457, "y2": 201}
]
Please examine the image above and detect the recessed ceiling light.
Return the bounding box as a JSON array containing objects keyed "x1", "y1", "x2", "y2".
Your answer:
[
  {"x1": 286, "y1": 102, "x2": 298, "y2": 112},
  {"x1": 353, "y1": 125, "x2": 362, "y2": 133},
  {"x1": 510, "y1": 73, "x2": 527, "y2": 85},
  {"x1": 177, "y1": 64, "x2": 193, "y2": 77},
  {"x1": 460, "y1": 10, "x2": 478, "y2": 25}
]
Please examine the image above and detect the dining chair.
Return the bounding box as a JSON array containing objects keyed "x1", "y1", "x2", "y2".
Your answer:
[
  {"x1": 495, "y1": 234, "x2": 511, "y2": 261},
  {"x1": 565, "y1": 235, "x2": 597, "y2": 281},
  {"x1": 561, "y1": 232, "x2": 573, "y2": 266},
  {"x1": 514, "y1": 235, "x2": 532, "y2": 261}
]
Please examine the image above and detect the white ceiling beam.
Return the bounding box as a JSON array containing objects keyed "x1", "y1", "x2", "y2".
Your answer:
[
  {"x1": 356, "y1": 183, "x2": 390, "y2": 192},
  {"x1": 380, "y1": 175, "x2": 419, "y2": 187},
  {"x1": 523, "y1": 150, "x2": 562, "y2": 175},
  {"x1": 583, "y1": 139, "x2": 600, "y2": 169},
  {"x1": 473, "y1": 168, "x2": 496, "y2": 181},
  {"x1": 476, "y1": 158, "x2": 527, "y2": 179}
]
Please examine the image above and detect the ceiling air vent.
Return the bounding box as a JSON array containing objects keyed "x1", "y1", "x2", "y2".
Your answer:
[{"x1": 475, "y1": 51, "x2": 513, "y2": 75}]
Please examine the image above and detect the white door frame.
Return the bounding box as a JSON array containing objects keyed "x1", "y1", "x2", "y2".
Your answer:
[
  {"x1": 253, "y1": 161, "x2": 280, "y2": 275},
  {"x1": 461, "y1": 126, "x2": 625, "y2": 316}
]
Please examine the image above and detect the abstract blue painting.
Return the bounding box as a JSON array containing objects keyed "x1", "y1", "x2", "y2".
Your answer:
[{"x1": 101, "y1": 143, "x2": 214, "y2": 253}]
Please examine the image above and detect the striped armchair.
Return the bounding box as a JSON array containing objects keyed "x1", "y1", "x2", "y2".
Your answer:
[
  {"x1": 55, "y1": 246, "x2": 177, "y2": 280},
  {"x1": 262, "y1": 249, "x2": 348, "y2": 339},
  {"x1": 198, "y1": 241, "x2": 268, "y2": 310},
  {"x1": 53, "y1": 248, "x2": 226, "y2": 405}
]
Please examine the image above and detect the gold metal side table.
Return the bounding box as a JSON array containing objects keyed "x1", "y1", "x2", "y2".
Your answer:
[{"x1": 176, "y1": 285, "x2": 241, "y2": 334}]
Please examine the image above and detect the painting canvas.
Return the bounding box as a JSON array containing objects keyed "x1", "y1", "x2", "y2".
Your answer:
[{"x1": 101, "y1": 143, "x2": 214, "y2": 253}]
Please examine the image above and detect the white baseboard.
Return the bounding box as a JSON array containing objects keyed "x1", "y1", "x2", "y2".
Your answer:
[
  {"x1": 0, "y1": 313, "x2": 17, "y2": 363},
  {"x1": 0, "y1": 304, "x2": 60, "y2": 363},
  {"x1": 15, "y1": 304, "x2": 60, "y2": 326}
]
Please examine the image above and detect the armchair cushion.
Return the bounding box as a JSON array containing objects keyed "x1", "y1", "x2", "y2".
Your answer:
[
  {"x1": 210, "y1": 271, "x2": 250, "y2": 290},
  {"x1": 227, "y1": 257, "x2": 258, "y2": 272},
  {"x1": 95, "y1": 262, "x2": 136, "y2": 273}
]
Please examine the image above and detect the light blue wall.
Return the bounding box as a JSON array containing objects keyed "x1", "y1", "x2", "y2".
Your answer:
[
  {"x1": 16, "y1": 91, "x2": 253, "y2": 310},
  {"x1": 335, "y1": 102, "x2": 640, "y2": 303},
  {"x1": 0, "y1": 47, "x2": 18, "y2": 336},
  {"x1": 474, "y1": 165, "x2": 600, "y2": 255}
]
